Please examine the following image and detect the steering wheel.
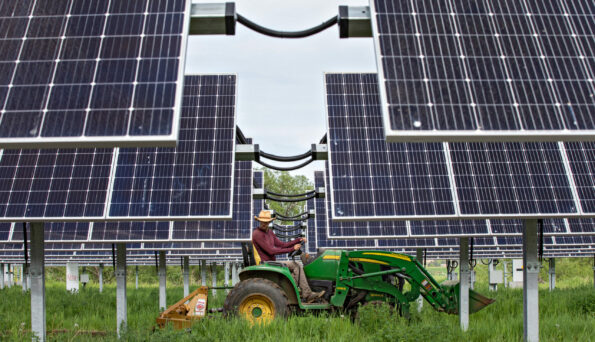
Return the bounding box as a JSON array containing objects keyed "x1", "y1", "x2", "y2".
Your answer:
[{"x1": 288, "y1": 245, "x2": 303, "y2": 259}]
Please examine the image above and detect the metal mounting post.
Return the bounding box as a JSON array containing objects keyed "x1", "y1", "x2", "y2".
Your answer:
[
  {"x1": 135, "y1": 266, "x2": 139, "y2": 290},
  {"x1": 211, "y1": 264, "x2": 217, "y2": 296},
  {"x1": 183, "y1": 257, "x2": 190, "y2": 298},
  {"x1": 158, "y1": 251, "x2": 167, "y2": 310},
  {"x1": 231, "y1": 262, "x2": 238, "y2": 285},
  {"x1": 416, "y1": 249, "x2": 423, "y2": 313},
  {"x1": 548, "y1": 259, "x2": 555, "y2": 291},
  {"x1": 224, "y1": 262, "x2": 230, "y2": 290},
  {"x1": 0, "y1": 263, "x2": 4, "y2": 289},
  {"x1": 503, "y1": 261, "x2": 508, "y2": 288},
  {"x1": 98, "y1": 264, "x2": 104, "y2": 293},
  {"x1": 459, "y1": 237, "x2": 470, "y2": 332},
  {"x1": 201, "y1": 260, "x2": 207, "y2": 286},
  {"x1": 30, "y1": 222, "x2": 45, "y2": 342},
  {"x1": 115, "y1": 244, "x2": 127, "y2": 337},
  {"x1": 488, "y1": 260, "x2": 496, "y2": 291},
  {"x1": 523, "y1": 220, "x2": 539, "y2": 342}
]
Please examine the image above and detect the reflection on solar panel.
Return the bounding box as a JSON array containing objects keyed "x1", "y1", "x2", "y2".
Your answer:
[
  {"x1": 326, "y1": 73, "x2": 589, "y2": 220},
  {"x1": 0, "y1": 0, "x2": 190, "y2": 148},
  {"x1": 371, "y1": 0, "x2": 595, "y2": 142},
  {"x1": 109, "y1": 75, "x2": 237, "y2": 219},
  {"x1": 0, "y1": 75, "x2": 237, "y2": 221}
]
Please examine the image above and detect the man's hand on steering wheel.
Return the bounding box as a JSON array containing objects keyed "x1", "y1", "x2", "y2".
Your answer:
[
  {"x1": 293, "y1": 243, "x2": 301, "y2": 250},
  {"x1": 300, "y1": 237, "x2": 307, "y2": 243}
]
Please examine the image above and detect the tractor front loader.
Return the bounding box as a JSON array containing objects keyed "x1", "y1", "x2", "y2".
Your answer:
[{"x1": 223, "y1": 249, "x2": 494, "y2": 324}]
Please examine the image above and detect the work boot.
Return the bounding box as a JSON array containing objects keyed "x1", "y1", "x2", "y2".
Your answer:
[{"x1": 305, "y1": 291, "x2": 325, "y2": 303}]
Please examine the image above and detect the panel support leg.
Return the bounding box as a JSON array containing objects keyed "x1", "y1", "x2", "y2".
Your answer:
[
  {"x1": 488, "y1": 260, "x2": 496, "y2": 291},
  {"x1": 98, "y1": 264, "x2": 103, "y2": 293},
  {"x1": 183, "y1": 257, "x2": 190, "y2": 298},
  {"x1": 1, "y1": 263, "x2": 4, "y2": 289},
  {"x1": 201, "y1": 260, "x2": 207, "y2": 286},
  {"x1": 224, "y1": 262, "x2": 230, "y2": 292},
  {"x1": 115, "y1": 244, "x2": 127, "y2": 337},
  {"x1": 22, "y1": 264, "x2": 29, "y2": 292},
  {"x1": 416, "y1": 249, "x2": 423, "y2": 313},
  {"x1": 503, "y1": 261, "x2": 508, "y2": 288},
  {"x1": 30, "y1": 223, "x2": 45, "y2": 342},
  {"x1": 211, "y1": 263, "x2": 217, "y2": 296},
  {"x1": 548, "y1": 259, "x2": 555, "y2": 291},
  {"x1": 459, "y1": 237, "x2": 470, "y2": 332},
  {"x1": 135, "y1": 266, "x2": 139, "y2": 290},
  {"x1": 231, "y1": 262, "x2": 238, "y2": 286},
  {"x1": 158, "y1": 251, "x2": 166, "y2": 311},
  {"x1": 523, "y1": 220, "x2": 539, "y2": 342}
]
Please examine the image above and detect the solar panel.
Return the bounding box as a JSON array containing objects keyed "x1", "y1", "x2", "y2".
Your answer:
[
  {"x1": 108, "y1": 74, "x2": 237, "y2": 220},
  {"x1": 564, "y1": 142, "x2": 595, "y2": 213},
  {"x1": 326, "y1": 73, "x2": 588, "y2": 220},
  {"x1": 326, "y1": 73, "x2": 456, "y2": 220},
  {"x1": 91, "y1": 221, "x2": 170, "y2": 241},
  {"x1": 370, "y1": 0, "x2": 595, "y2": 142},
  {"x1": 0, "y1": 0, "x2": 190, "y2": 148},
  {"x1": 0, "y1": 74, "x2": 237, "y2": 221}
]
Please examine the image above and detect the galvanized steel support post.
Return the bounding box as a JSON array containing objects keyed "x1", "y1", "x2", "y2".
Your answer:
[
  {"x1": 201, "y1": 260, "x2": 207, "y2": 286},
  {"x1": 211, "y1": 263, "x2": 217, "y2": 296},
  {"x1": 231, "y1": 262, "x2": 238, "y2": 285},
  {"x1": 548, "y1": 259, "x2": 555, "y2": 291},
  {"x1": 0, "y1": 263, "x2": 4, "y2": 289},
  {"x1": 416, "y1": 249, "x2": 423, "y2": 313},
  {"x1": 115, "y1": 244, "x2": 127, "y2": 337},
  {"x1": 158, "y1": 251, "x2": 167, "y2": 310},
  {"x1": 183, "y1": 257, "x2": 190, "y2": 298},
  {"x1": 503, "y1": 261, "x2": 508, "y2": 288},
  {"x1": 98, "y1": 264, "x2": 104, "y2": 293},
  {"x1": 224, "y1": 262, "x2": 230, "y2": 289},
  {"x1": 30, "y1": 222, "x2": 46, "y2": 342},
  {"x1": 523, "y1": 220, "x2": 539, "y2": 342},
  {"x1": 459, "y1": 237, "x2": 470, "y2": 332},
  {"x1": 488, "y1": 260, "x2": 496, "y2": 291},
  {"x1": 135, "y1": 266, "x2": 139, "y2": 290}
]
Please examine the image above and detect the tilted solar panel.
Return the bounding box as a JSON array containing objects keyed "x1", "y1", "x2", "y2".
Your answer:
[
  {"x1": 0, "y1": 0, "x2": 190, "y2": 148},
  {"x1": 371, "y1": 0, "x2": 595, "y2": 142},
  {"x1": 326, "y1": 73, "x2": 588, "y2": 220}
]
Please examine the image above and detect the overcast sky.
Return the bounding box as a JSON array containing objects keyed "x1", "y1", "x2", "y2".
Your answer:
[{"x1": 187, "y1": 0, "x2": 376, "y2": 180}]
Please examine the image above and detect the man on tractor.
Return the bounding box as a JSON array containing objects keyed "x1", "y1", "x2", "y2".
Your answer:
[{"x1": 252, "y1": 210, "x2": 325, "y2": 303}]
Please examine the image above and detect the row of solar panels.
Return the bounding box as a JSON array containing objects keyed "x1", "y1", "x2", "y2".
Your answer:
[{"x1": 1, "y1": 0, "x2": 594, "y2": 149}]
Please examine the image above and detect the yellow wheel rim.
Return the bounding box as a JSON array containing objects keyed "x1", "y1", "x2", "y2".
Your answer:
[{"x1": 238, "y1": 294, "x2": 275, "y2": 325}]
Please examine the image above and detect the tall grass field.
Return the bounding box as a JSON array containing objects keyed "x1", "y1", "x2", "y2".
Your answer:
[{"x1": 0, "y1": 258, "x2": 593, "y2": 341}]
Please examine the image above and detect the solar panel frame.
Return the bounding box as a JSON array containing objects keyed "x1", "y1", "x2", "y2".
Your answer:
[
  {"x1": 369, "y1": 0, "x2": 595, "y2": 142},
  {"x1": 0, "y1": 0, "x2": 192, "y2": 149}
]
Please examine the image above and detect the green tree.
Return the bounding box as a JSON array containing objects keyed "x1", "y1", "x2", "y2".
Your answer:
[{"x1": 260, "y1": 168, "x2": 314, "y2": 224}]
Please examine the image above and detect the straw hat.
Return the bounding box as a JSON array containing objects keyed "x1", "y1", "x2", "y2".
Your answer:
[{"x1": 254, "y1": 210, "x2": 275, "y2": 223}]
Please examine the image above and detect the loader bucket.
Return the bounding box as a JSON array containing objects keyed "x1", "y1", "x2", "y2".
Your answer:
[{"x1": 441, "y1": 282, "x2": 495, "y2": 315}]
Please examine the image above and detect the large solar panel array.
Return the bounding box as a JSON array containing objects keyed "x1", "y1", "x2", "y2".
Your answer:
[
  {"x1": 0, "y1": 74, "x2": 237, "y2": 221},
  {"x1": 326, "y1": 73, "x2": 594, "y2": 221},
  {"x1": 370, "y1": 0, "x2": 595, "y2": 142},
  {"x1": 0, "y1": 0, "x2": 190, "y2": 148}
]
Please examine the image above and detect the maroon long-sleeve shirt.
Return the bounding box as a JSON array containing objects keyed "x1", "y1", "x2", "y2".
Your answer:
[{"x1": 252, "y1": 228, "x2": 301, "y2": 261}]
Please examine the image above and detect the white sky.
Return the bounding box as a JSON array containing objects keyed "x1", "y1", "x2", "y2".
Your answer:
[{"x1": 187, "y1": 0, "x2": 377, "y2": 180}]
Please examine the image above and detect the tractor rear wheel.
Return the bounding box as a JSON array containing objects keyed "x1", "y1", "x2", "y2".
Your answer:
[{"x1": 223, "y1": 278, "x2": 289, "y2": 324}]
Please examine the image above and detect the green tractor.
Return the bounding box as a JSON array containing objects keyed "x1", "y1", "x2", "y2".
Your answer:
[{"x1": 223, "y1": 248, "x2": 495, "y2": 324}]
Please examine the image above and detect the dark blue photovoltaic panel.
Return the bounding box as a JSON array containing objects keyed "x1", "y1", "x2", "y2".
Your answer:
[
  {"x1": 12, "y1": 222, "x2": 90, "y2": 241},
  {"x1": 378, "y1": 238, "x2": 435, "y2": 248},
  {"x1": 326, "y1": 73, "x2": 455, "y2": 220},
  {"x1": 0, "y1": 223, "x2": 10, "y2": 241},
  {"x1": 313, "y1": 171, "x2": 375, "y2": 249},
  {"x1": 91, "y1": 221, "x2": 169, "y2": 241},
  {"x1": 0, "y1": 148, "x2": 114, "y2": 220},
  {"x1": 0, "y1": 0, "x2": 189, "y2": 148},
  {"x1": 567, "y1": 218, "x2": 595, "y2": 234},
  {"x1": 323, "y1": 166, "x2": 408, "y2": 238},
  {"x1": 169, "y1": 157, "x2": 252, "y2": 241},
  {"x1": 372, "y1": 0, "x2": 595, "y2": 141},
  {"x1": 450, "y1": 142, "x2": 577, "y2": 215},
  {"x1": 410, "y1": 220, "x2": 488, "y2": 236},
  {"x1": 109, "y1": 75, "x2": 236, "y2": 219},
  {"x1": 565, "y1": 142, "x2": 595, "y2": 213},
  {"x1": 490, "y1": 219, "x2": 568, "y2": 235}
]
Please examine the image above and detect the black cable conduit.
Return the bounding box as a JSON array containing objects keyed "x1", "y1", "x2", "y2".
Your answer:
[
  {"x1": 276, "y1": 211, "x2": 309, "y2": 220},
  {"x1": 266, "y1": 189, "x2": 315, "y2": 198},
  {"x1": 266, "y1": 192, "x2": 317, "y2": 203},
  {"x1": 259, "y1": 149, "x2": 312, "y2": 162},
  {"x1": 255, "y1": 157, "x2": 314, "y2": 171},
  {"x1": 236, "y1": 13, "x2": 339, "y2": 39}
]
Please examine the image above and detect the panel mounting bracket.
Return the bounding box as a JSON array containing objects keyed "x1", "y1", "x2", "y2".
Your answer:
[{"x1": 190, "y1": 2, "x2": 236, "y2": 35}]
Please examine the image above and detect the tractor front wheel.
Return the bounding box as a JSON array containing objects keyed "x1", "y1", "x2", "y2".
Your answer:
[{"x1": 223, "y1": 278, "x2": 289, "y2": 324}]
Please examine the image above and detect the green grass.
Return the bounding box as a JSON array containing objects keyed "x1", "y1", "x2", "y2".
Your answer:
[{"x1": 0, "y1": 259, "x2": 593, "y2": 341}]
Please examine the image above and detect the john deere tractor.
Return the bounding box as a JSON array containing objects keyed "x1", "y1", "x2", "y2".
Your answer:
[{"x1": 222, "y1": 248, "x2": 494, "y2": 324}]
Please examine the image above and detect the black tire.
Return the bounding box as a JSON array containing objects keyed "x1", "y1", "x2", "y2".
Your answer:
[{"x1": 223, "y1": 278, "x2": 289, "y2": 324}]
